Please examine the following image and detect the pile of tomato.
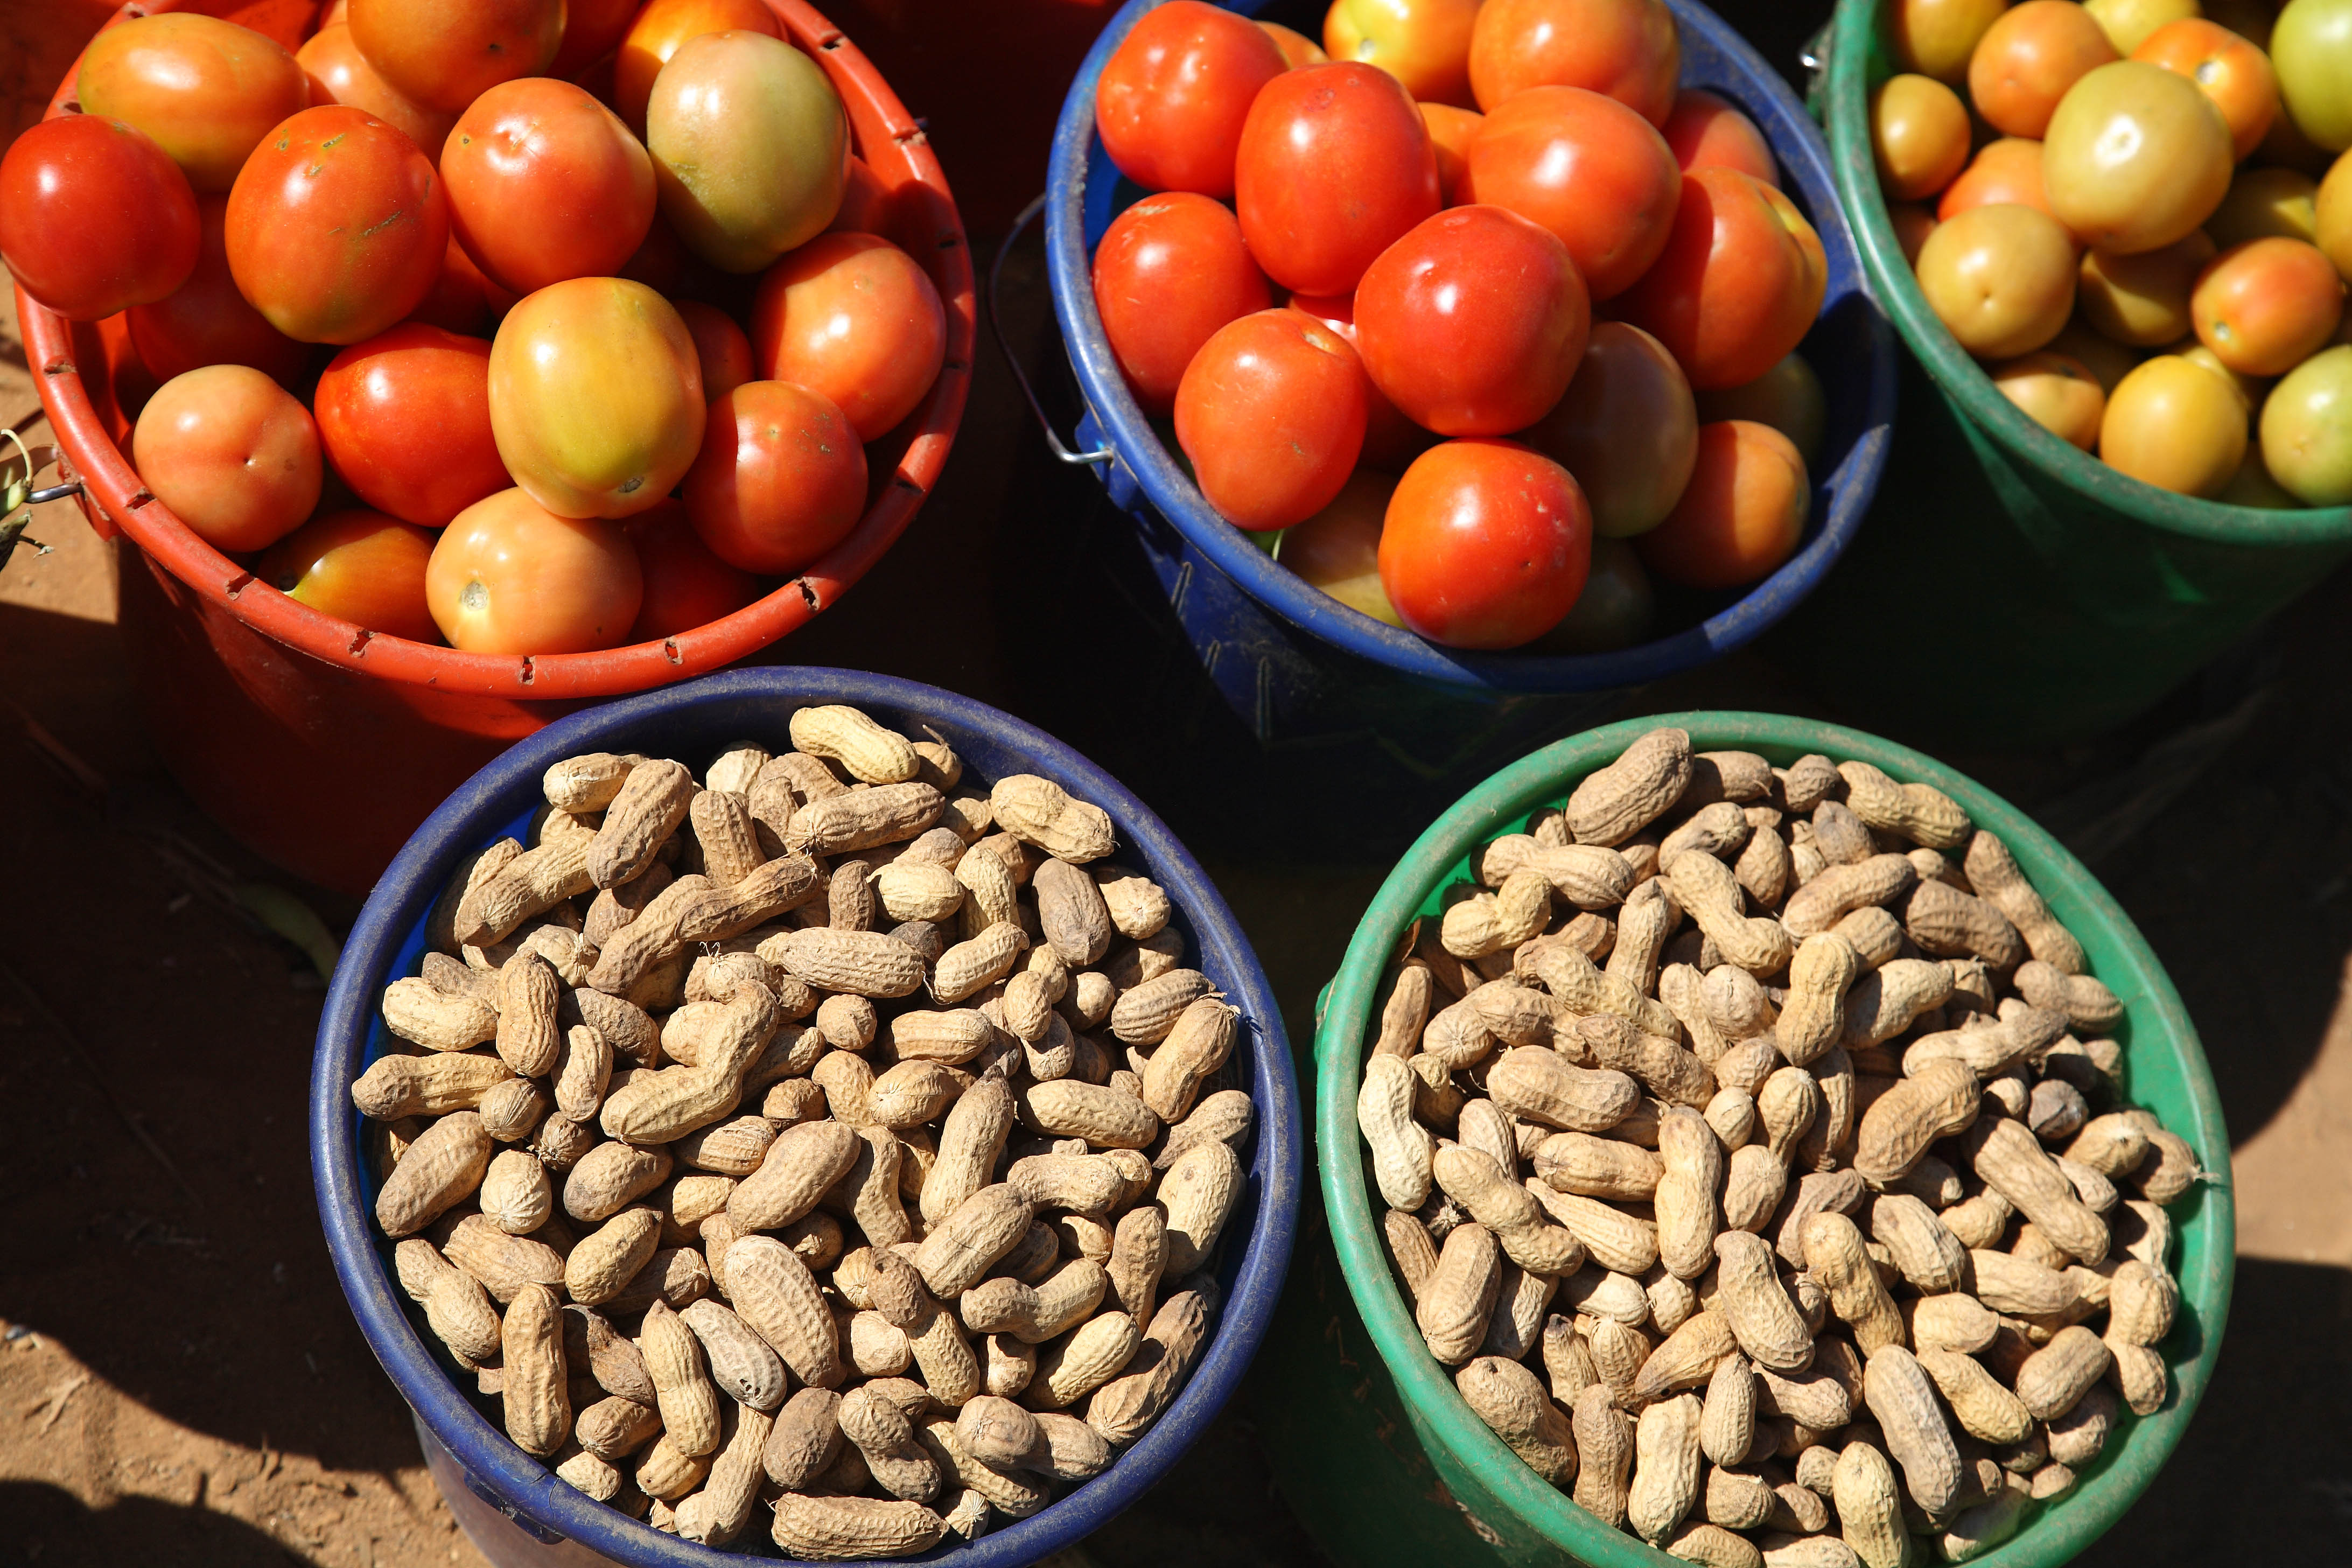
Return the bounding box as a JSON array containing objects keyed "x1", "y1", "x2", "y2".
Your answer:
[
  {"x1": 1088, "y1": 0, "x2": 1836, "y2": 654},
  {"x1": 1872, "y1": 0, "x2": 2352, "y2": 507},
  {"x1": 0, "y1": 0, "x2": 947, "y2": 655}
]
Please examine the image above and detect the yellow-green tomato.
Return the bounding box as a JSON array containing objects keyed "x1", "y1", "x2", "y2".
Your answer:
[
  {"x1": 2047, "y1": 316, "x2": 2144, "y2": 390},
  {"x1": 648, "y1": 30, "x2": 849, "y2": 274},
  {"x1": 1916, "y1": 202, "x2": 2080, "y2": 358},
  {"x1": 2208, "y1": 167, "x2": 2321, "y2": 249},
  {"x1": 2043, "y1": 61, "x2": 2233, "y2": 253},
  {"x1": 1518, "y1": 322, "x2": 1698, "y2": 538},
  {"x1": 489, "y1": 278, "x2": 708, "y2": 520},
  {"x1": 2101, "y1": 353, "x2": 2249, "y2": 494},
  {"x1": 1534, "y1": 536, "x2": 1654, "y2": 652},
  {"x1": 1695, "y1": 351, "x2": 1828, "y2": 468},
  {"x1": 1990, "y1": 349, "x2": 2106, "y2": 447},
  {"x1": 2273, "y1": 0, "x2": 2352, "y2": 152},
  {"x1": 2082, "y1": 0, "x2": 2199, "y2": 54},
  {"x1": 2075, "y1": 231, "x2": 2214, "y2": 346},
  {"x1": 2259, "y1": 343, "x2": 2352, "y2": 502},
  {"x1": 1871, "y1": 74, "x2": 1972, "y2": 201},
  {"x1": 1273, "y1": 470, "x2": 1405, "y2": 625},
  {"x1": 2319, "y1": 149, "x2": 2352, "y2": 281},
  {"x1": 2218, "y1": 445, "x2": 2301, "y2": 506},
  {"x1": 1891, "y1": 0, "x2": 2011, "y2": 83}
]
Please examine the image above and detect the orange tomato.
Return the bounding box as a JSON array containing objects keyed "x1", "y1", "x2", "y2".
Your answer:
[
  {"x1": 2076, "y1": 230, "x2": 2214, "y2": 346},
  {"x1": 1518, "y1": 320, "x2": 1698, "y2": 537},
  {"x1": 78, "y1": 12, "x2": 310, "y2": 193},
  {"x1": 2042, "y1": 61, "x2": 2233, "y2": 254},
  {"x1": 1888, "y1": 201, "x2": 1940, "y2": 265},
  {"x1": 1988, "y1": 350, "x2": 2108, "y2": 447},
  {"x1": 1937, "y1": 138, "x2": 2053, "y2": 221},
  {"x1": 1967, "y1": 2, "x2": 2119, "y2": 141},
  {"x1": 1467, "y1": 0, "x2": 1680, "y2": 124},
  {"x1": 2099, "y1": 354, "x2": 2247, "y2": 494},
  {"x1": 1420, "y1": 102, "x2": 1485, "y2": 205},
  {"x1": 751, "y1": 234, "x2": 947, "y2": 442},
  {"x1": 295, "y1": 26, "x2": 458, "y2": 168},
  {"x1": 1634, "y1": 419, "x2": 1807, "y2": 590},
  {"x1": 2192, "y1": 237, "x2": 2347, "y2": 375},
  {"x1": 2132, "y1": 18, "x2": 2281, "y2": 160},
  {"x1": 1275, "y1": 469, "x2": 1405, "y2": 625},
  {"x1": 443, "y1": 78, "x2": 657, "y2": 296},
  {"x1": 1464, "y1": 85, "x2": 1682, "y2": 299},
  {"x1": 131, "y1": 364, "x2": 321, "y2": 554},
  {"x1": 622, "y1": 501, "x2": 761, "y2": 641},
  {"x1": 549, "y1": 0, "x2": 643, "y2": 82},
  {"x1": 1261, "y1": 20, "x2": 1330, "y2": 67},
  {"x1": 1618, "y1": 167, "x2": 1828, "y2": 390},
  {"x1": 1323, "y1": 0, "x2": 1483, "y2": 107},
  {"x1": 347, "y1": 0, "x2": 564, "y2": 115},
  {"x1": 257, "y1": 508, "x2": 442, "y2": 642},
  {"x1": 1870, "y1": 74, "x2": 1972, "y2": 201},
  {"x1": 427, "y1": 488, "x2": 644, "y2": 653},
  {"x1": 613, "y1": 0, "x2": 784, "y2": 134},
  {"x1": 675, "y1": 301, "x2": 755, "y2": 403},
  {"x1": 682, "y1": 380, "x2": 869, "y2": 575},
  {"x1": 1661, "y1": 88, "x2": 1777, "y2": 187},
  {"x1": 1914, "y1": 202, "x2": 2078, "y2": 359}
]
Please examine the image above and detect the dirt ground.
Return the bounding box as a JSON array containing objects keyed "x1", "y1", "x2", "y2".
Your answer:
[{"x1": 5, "y1": 3, "x2": 2352, "y2": 1564}]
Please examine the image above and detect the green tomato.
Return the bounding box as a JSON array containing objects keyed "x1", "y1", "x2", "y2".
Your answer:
[
  {"x1": 647, "y1": 31, "x2": 846, "y2": 274},
  {"x1": 2259, "y1": 344, "x2": 2352, "y2": 505},
  {"x1": 2274, "y1": 0, "x2": 2352, "y2": 153}
]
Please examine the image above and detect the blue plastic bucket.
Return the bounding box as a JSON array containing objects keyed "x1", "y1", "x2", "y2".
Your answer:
[
  {"x1": 310, "y1": 667, "x2": 1303, "y2": 1566},
  {"x1": 1040, "y1": 0, "x2": 1896, "y2": 816}
]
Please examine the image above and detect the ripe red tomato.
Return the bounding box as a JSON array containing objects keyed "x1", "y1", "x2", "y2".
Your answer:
[
  {"x1": 76, "y1": 12, "x2": 311, "y2": 194},
  {"x1": 1288, "y1": 292, "x2": 1437, "y2": 470},
  {"x1": 1635, "y1": 418, "x2": 1807, "y2": 589},
  {"x1": 1093, "y1": 193, "x2": 1273, "y2": 416},
  {"x1": 1464, "y1": 86, "x2": 1681, "y2": 299},
  {"x1": 1420, "y1": 102, "x2": 1485, "y2": 205},
  {"x1": 549, "y1": 0, "x2": 644, "y2": 82},
  {"x1": 1467, "y1": 0, "x2": 1681, "y2": 125},
  {"x1": 1354, "y1": 205, "x2": 1591, "y2": 435},
  {"x1": 683, "y1": 380, "x2": 870, "y2": 574},
  {"x1": 1174, "y1": 309, "x2": 1370, "y2": 530},
  {"x1": 1618, "y1": 167, "x2": 1828, "y2": 390},
  {"x1": 128, "y1": 194, "x2": 309, "y2": 387},
  {"x1": 226, "y1": 106, "x2": 450, "y2": 346},
  {"x1": 0, "y1": 115, "x2": 198, "y2": 322},
  {"x1": 257, "y1": 507, "x2": 442, "y2": 642},
  {"x1": 404, "y1": 238, "x2": 514, "y2": 336},
  {"x1": 314, "y1": 324, "x2": 509, "y2": 528},
  {"x1": 1235, "y1": 62, "x2": 1443, "y2": 295},
  {"x1": 131, "y1": 364, "x2": 321, "y2": 553},
  {"x1": 614, "y1": 0, "x2": 783, "y2": 135},
  {"x1": 347, "y1": 0, "x2": 565, "y2": 115},
  {"x1": 427, "y1": 487, "x2": 644, "y2": 653},
  {"x1": 1095, "y1": 1, "x2": 1289, "y2": 197},
  {"x1": 442, "y1": 79, "x2": 656, "y2": 295},
  {"x1": 296, "y1": 25, "x2": 459, "y2": 169},
  {"x1": 1378, "y1": 437, "x2": 1592, "y2": 647},
  {"x1": 751, "y1": 234, "x2": 947, "y2": 441},
  {"x1": 675, "y1": 301, "x2": 755, "y2": 403},
  {"x1": 1661, "y1": 88, "x2": 1779, "y2": 186},
  {"x1": 624, "y1": 500, "x2": 761, "y2": 640}
]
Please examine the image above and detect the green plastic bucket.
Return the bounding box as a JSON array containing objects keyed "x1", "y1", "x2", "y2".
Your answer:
[
  {"x1": 1781, "y1": 0, "x2": 2352, "y2": 749},
  {"x1": 1255, "y1": 712, "x2": 2232, "y2": 1568}
]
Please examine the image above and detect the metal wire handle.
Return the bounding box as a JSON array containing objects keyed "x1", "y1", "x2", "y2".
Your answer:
[{"x1": 987, "y1": 192, "x2": 1115, "y2": 467}]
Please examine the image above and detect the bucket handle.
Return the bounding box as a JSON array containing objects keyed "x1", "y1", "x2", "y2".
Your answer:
[{"x1": 987, "y1": 193, "x2": 1115, "y2": 468}]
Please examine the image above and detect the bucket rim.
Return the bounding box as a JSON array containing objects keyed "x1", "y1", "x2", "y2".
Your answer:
[
  {"x1": 1042, "y1": 0, "x2": 1898, "y2": 698},
  {"x1": 1311, "y1": 711, "x2": 2235, "y2": 1568},
  {"x1": 310, "y1": 666, "x2": 1305, "y2": 1565},
  {"x1": 24, "y1": 0, "x2": 976, "y2": 702},
  {"x1": 1822, "y1": 0, "x2": 2352, "y2": 546}
]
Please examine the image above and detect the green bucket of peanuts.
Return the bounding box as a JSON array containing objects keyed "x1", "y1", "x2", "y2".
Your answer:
[{"x1": 1301, "y1": 714, "x2": 2230, "y2": 1568}]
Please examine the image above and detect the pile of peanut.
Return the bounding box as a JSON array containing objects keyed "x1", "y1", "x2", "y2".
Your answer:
[
  {"x1": 354, "y1": 705, "x2": 1252, "y2": 1559},
  {"x1": 1357, "y1": 728, "x2": 2202, "y2": 1568}
]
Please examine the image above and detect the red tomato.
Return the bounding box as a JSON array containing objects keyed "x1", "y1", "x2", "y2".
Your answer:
[
  {"x1": 1420, "y1": 102, "x2": 1485, "y2": 205},
  {"x1": 1463, "y1": 86, "x2": 1680, "y2": 299},
  {"x1": 1174, "y1": 308, "x2": 1370, "y2": 529},
  {"x1": 256, "y1": 507, "x2": 442, "y2": 642},
  {"x1": 682, "y1": 380, "x2": 869, "y2": 574},
  {"x1": 1661, "y1": 88, "x2": 1779, "y2": 186},
  {"x1": 314, "y1": 324, "x2": 508, "y2": 528},
  {"x1": 1093, "y1": 193, "x2": 1273, "y2": 416},
  {"x1": 828, "y1": 155, "x2": 893, "y2": 239},
  {"x1": 296, "y1": 25, "x2": 459, "y2": 169},
  {"x1": 442, "y1": 79, "x2": 657, "y2": 295},
  {"x1": 549, "y1": 0, "x2": 644, "y2": 81},
  {"x1": 225, "y1": 107, "x2": 450, "y2": 346},
  {"x1": 624, "y1": 500, "x2": 761, "y2": 640},
  {"x1": 1618, "y1": 167, "x2": 1828, "y2": 390},
  {"x1": 1235, "y1": 62, "x2": 1443, "y2": 295},
  {"x1": 128, "y1": 194, "x2": 308, "y2": 387},
  {"x1": 347, "y1": 0, "x2": 564, "y2": 115},
  {"x1": 750, "y1": 234, "x2": 947, "y2": 441},
  {"x1": 614, "y1": 0, "x2": 783, "y2": 134},
  {"x1": 426, "y1": 487, "x2": 644, "y2": 653},
  {"x1": 77, "y1": 12, "x2": 311, "y2": 193},
  {"x1": 1288, "y1": 292, "x2": 1437, "y2": 470},
  {"x1": 131, "y1": 364, "x2": 321, "y2": 553},
  {"x1": 1467, "y1": 0, "x2": 1681, "y2": 125},
  {"x1": 1095, "y1": 1, "x2": 1289, "y2": 197},
  {"x1": 2192, "y1": 236, "x2": 2346, "y2": 375},
  {"x1": 1635, "y1": 418, "x2": 1807, "y2": 589},
  {"x1": 675, "y1": 301, "x2": 755, "y2": 403},
  {"x1": 0, "y1": 116, "x2": 198, "y2": 322},
  {"x1": 1354, "y1": 205, "x2": 1591, "y2": 435},
  {"x1": 1378, "y1": 437, "x2": 1592, "y2": 647},
  {"x1": 405, "y1": 238, "x2": 513, "y2": 335},
  {"x1": 618, "y1": 215, "x2": 694, "y2": 297}
]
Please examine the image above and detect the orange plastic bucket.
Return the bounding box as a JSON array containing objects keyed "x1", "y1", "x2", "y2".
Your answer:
[{"x1": 22, "y1": 0, "x2": 974, "y2": 896}]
